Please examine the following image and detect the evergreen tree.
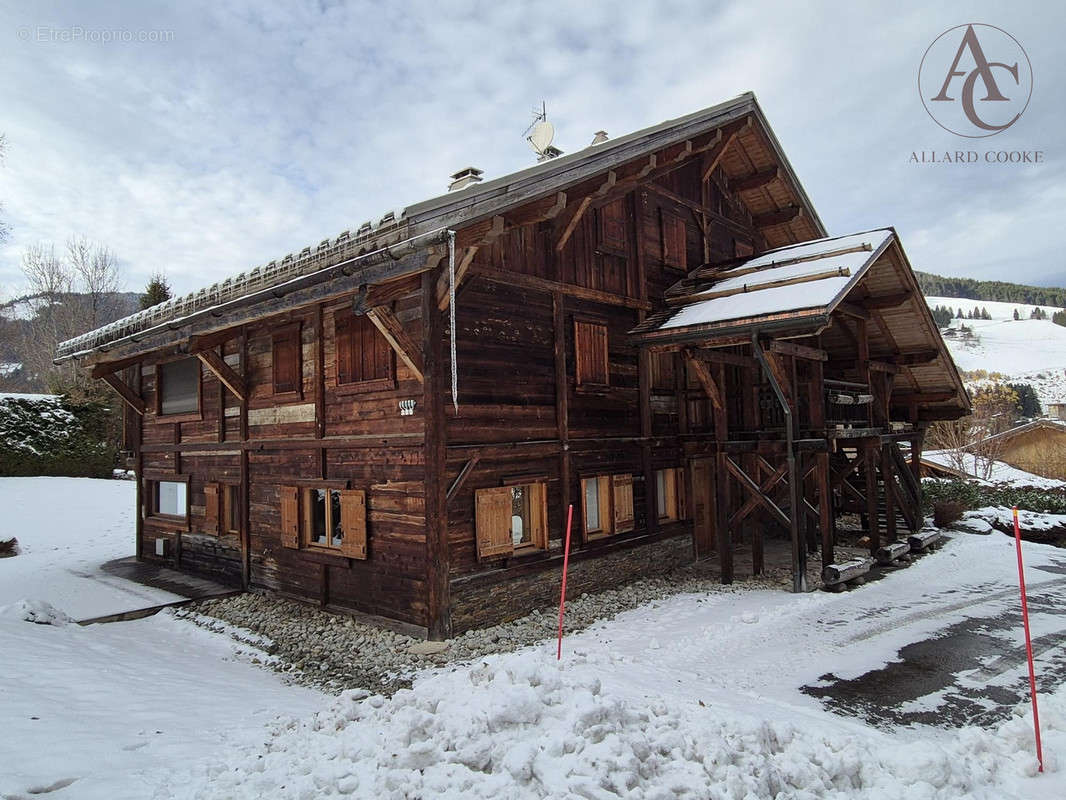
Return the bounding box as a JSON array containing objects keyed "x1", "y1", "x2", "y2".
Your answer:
[
  {"x1": 957, "y1": 307, "x2": 964, "y2": 318},
  {"x1": 140, "y1": 272, "x2": 172, "y2": 310},
  {"x1": 1014, "y1": 308, "x2": 1020, "y2": 320},
  {"x1": 1007, "y1": 383, "x2": 1042, "y2": 417},
  {"x1": 982, "y1": 307, "x2": 991, "y2": 320}
]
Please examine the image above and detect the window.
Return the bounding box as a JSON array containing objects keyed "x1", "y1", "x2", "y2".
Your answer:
[
  {"x1": 335, "y1": 311, "x2": 393, "y2": 389},
  {"x1": 157, "y1": 358, "x2": 200, "y2": 416},
  {"x1": 474, "y1": 483, "x2": 548, "y2": 560},
  {"x1": 662, "y1": 211, "x2": 687, "y2": 270},
  {"x1": 154, "y1": 480, "x2": 187, "y2": 518},
  {"x1": 655, "y1": 468, "x2": 686, "y2": 522},
  {"x1": 650, "y1": 351, "x2": 675, "y2": 392},
  {"x1": 272, "y1": 324, "x2": 302, "y2": 396},
  {"x1": 278, "y1": 485, "x2": 367, "y2": 559},
  {"x1": 574, "y1": 320, "x2": 609, "y2": 387},
  {"x1": 597, "y1": 198, "x2": 627, "y2": 256},
  {"x1": 581, "y1": 474, "x2": 634, "y2": 537}
]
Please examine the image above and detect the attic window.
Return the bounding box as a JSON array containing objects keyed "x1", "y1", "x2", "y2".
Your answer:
[
  {"x1": 662, "y1": 211, "x2": 687, "y2": 270},
  {"x1": 157, "y1": 358, "x2": 200, "y2": 416},
  {"x1": 574, "y1": 320, "x2": 609, "y2": 387},
  {"x1": 272, "y1": 323, "x2": 302, "y2": 397},
  {"x1": 335, "y1": 311, "x2": 394, "y2": 390}
]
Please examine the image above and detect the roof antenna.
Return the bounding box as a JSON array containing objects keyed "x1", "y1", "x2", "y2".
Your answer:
[{"x1": 524, "y1": 101, "x2": 563, "y2": 162}]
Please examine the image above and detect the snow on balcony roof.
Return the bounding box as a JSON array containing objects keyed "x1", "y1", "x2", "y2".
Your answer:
[{"x1": 656, "y1": 229, "x2": 894, "y2": 331}]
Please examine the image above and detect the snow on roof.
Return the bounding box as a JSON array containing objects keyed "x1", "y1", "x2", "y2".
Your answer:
[
  {"x1": 658, "y1": 229, "x2": 893, "y2": 331},
  {"x1": 922, "y1": 448, "x2": 1066, "y2": 489}
]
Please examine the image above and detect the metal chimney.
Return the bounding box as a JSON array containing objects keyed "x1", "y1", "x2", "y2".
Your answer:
[
  {"x1": 590, "y1": 130, "x2": 609, "y2": 146},
  {"x1": 448, "y1": 167, "x2": 484, "y2": 192}
]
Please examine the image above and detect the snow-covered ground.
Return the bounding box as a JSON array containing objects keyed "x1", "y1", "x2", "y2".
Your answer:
[
  {"x1": 0, "y1": 477, "x2": 182, "y2": 619},
  {"x1": 3, "y1": 476, "x2": 1066, "y2": 799},
  {"x1": 926, "y1": 296, "x2": 1066, "y2": 407}
]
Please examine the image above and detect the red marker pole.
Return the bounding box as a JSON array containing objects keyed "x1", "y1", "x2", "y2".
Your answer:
[
  {"x1": 1013, "y1": 505, "x2": 1044, "y2": 774},
  {"x1": 557, "y1": 504, "x2": 574, "y2": 660}
]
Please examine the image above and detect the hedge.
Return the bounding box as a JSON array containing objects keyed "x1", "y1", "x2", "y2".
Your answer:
[{"x1": 0, "y1": 396, "x2": 117, "y2": 478}]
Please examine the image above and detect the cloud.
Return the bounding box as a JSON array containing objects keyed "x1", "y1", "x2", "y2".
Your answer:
[{"x1": 0, "y1": 0, "x2": 1062, "y2": 302}]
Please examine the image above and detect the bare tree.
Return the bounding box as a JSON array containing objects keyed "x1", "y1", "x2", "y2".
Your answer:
[
  {"x1": 927, "y1": 418, "x2": 974, "y2": 475},
  {"x1": 19, "y1": 237, "x2": 123, "y2": 392},
  {"x1": 67, "y1": 235, "x2": 120, "y2": 330}
]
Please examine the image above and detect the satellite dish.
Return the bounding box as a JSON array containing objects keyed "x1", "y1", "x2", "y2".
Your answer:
[{"x1": 528, "y1": 120, "x2": 555, "y2": 155}]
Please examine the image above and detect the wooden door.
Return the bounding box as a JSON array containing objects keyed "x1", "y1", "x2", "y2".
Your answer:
[{"x1": 691, "y1": 458, "x2": 715, "y2": 558}]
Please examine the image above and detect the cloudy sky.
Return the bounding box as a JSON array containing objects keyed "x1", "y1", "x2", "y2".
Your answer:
[{"x1": 1, "y1": 0, "x2": 1063, "y2": 301}]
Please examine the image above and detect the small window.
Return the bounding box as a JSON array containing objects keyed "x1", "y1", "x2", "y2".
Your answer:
[
  {"x1": 574, "y1": 320, "x2": 609, "y2": 387},
  {"x1": 158, "y1": 358, "x2": 200, "y2": 416},
  {"x1": 223, "y1": 484, "x2": 240, "y2": 535},
  {"x1": 272, "y1": 324, "x2": 302, "y2": 396},
  {"x1": 475, "y1": 483, "x2": 548, "y2": 560},
  {"x1": 155, "y1": 480, "x2": 187, "y2": 518},
  {"x1": 581, "y1": 474, "x2": 634, "y2": 537},
  {"x1": 279, "y1": 486, "x2": 367, "y2": 558},
  {"x1": 336, "y1": 311, "x2": 393, "y2": 388},
  {"x1": 662, "y1": 211, "x2": 687, "y2": 270},
  {"x1": 655, "y1": 468, "x2": 686, "y2": 522}
]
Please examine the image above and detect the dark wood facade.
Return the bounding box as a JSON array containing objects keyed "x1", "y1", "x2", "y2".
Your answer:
[{"x1": 62, "y1": 94, "x2": 969, "y2": 638}]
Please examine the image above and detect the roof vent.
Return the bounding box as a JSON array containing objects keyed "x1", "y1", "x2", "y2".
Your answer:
[
  {"x1": 449, "y1": 167, "x2": 484, "y2": 192},
  {"x1": 590, "y1": 130, "x2": 609, "y2": 146},
  {"x1": 536, "y1": 145, "x2": 564, "y2": 163}
]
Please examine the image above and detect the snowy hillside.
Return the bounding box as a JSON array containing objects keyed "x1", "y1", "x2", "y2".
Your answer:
[{"x1": 926, "y1": 296, "x2": 1066, "y2": 407}]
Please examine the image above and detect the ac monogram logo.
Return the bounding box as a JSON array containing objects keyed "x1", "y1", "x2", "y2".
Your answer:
[{"x1": 919, "y1": 24, "x2": 1032, "y2": 138}]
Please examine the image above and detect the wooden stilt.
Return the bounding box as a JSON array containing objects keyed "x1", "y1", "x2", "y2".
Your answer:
[
  {"x1": 882, "y1": 442, "x2": 897, "y2": 542},
  {"x1": 716, "y1": 450, "x2": 733, "y2": 583},
  {"x1": 864, "y1": 439, "x2": 880, "y2": 554},
  {"x1": 816, "y1": 450, "x2": 833, "y2": 565}
]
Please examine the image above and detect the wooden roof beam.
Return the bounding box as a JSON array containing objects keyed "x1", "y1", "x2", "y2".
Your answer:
[
  {"x1": 864, "y1": 290, "x2": 913, "y2": 309},
  {"x1": 366, "y1": 306, "x2": 424, "y2": 383},
  {"x1": 895, "y1": 349, "x2": 939, "y2": 366},
  {"x1": 753, "y1": 205, "x2": 803, "y2": 229},
  {"x1": 667, "y1": 266, "x2": 851, "y2": 307},
  {"x1": 891, "y1": 391, "x2": 958, "y2": 405},
  {"x1": 195, "y1": 347, "x2": 247, "y2": 401},
  {"x1": 683, "y1": 349, "x2": 724, "y2": 410},
  {"x1": 731, "y1": 167, "x2": 781, "y2": 193},
  {"x1": 100, "y1": 371, "x2": 145, "y2": 415},
  {"x1": 836, "y1": 302, "x2": 871, "y2": 321},
  {"x1": 701, "y1": 118, "x2": 751, "y2": 182},
  {"x1": 770, "y1": 340, "x2": 827, "y2": 361},
  {"x1": 690, "y1": 348, "x2": 757, "y2": 369},
  {"x1": 503, "y1": 191, "x2": 567, "y2": 227}
]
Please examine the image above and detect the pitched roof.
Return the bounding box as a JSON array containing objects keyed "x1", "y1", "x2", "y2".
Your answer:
[{"x1": 56, "y1": 92, "x2": 821, "y2": 362}]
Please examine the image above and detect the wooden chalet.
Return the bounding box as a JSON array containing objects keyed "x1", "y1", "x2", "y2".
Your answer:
[{"x1": 55, "y1": 92, "x2": 970, "y2": 639}]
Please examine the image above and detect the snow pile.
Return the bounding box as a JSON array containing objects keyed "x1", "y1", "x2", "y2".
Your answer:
[
  {"x1": 960, "y1": 506, "x2": 1066, "y2": 535},
  {"x1": 175, "y1": 648, "x2": 1060, "y2": 800},
  {"x1": 0, "y1": 598, "x2": 71, "y2": 625}
]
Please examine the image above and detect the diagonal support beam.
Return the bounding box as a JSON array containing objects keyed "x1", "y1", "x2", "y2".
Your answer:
[
  {"x1": 100, "y1": 371, "x2": 145, "y2": 414},
  {"x1": 725, "y1": 456, "x2": 790, "y2": 529},
  {"x1": 366, "y1": 305, "x2": 424, "y2": 383},
  {"x1": 447, "y1": 456, "x2": 480, "y2": 503},
  {"x1": 683, "y1": 349, "x2": 723, "y2": 409},
  {"x1": 195, "y1": 348, "x2": 247, "y2": 401}
]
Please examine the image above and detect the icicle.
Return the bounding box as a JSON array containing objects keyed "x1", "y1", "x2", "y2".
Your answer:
[{"x1": 448, "y1": 230, "x2": 458, "y2": 412}]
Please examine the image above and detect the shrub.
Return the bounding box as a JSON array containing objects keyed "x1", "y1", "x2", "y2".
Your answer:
[
  {"x1": 933, "y1": 501, "x2": 965, "y2": 528},
  {"x1": 0, "y1": 396, "x2": 117, "y2": 477},
  {"x1": 922, "y1": 479, "x2": 1066, "y2": 515}
]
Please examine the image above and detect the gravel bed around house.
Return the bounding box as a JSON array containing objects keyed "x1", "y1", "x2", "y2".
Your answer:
[{"x1": 173, "y1": 556, "x2": 824, "y2": 695}]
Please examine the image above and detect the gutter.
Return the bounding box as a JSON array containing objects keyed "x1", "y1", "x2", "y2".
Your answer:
[{"x1": 55, "y1": 227, "x2": 450, "y2": 364}]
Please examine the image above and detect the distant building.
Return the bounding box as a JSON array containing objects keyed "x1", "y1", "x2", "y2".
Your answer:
[
  {"x1": 980, "y1": 419, "x2": 1066, "y2": 481},
  {"x1": 1046, "y1": 403, "x2": 1066, "y2": 421}
]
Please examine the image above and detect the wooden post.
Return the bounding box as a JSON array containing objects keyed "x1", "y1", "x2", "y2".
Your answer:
[
  {"x1": 816, "y1": 450, "x2": 833, "y2": 565},
  {"x1": 864, "y1": 439, "x2": 880, "y2": 554},
  {"x1": 240, "y1": 448, "x2": 250, "y2": 590},
  {"x1": 553, "y1": 292, "x2": 572, "y2": 542},
  {"x1": 639, "y1": 346, "x2": 657, "y2": 537},
  {"x1": 716, "y1": 450, "x2": 733, "y2": 583},
  {"x1": 882, "y1": 442, "x2": 897, "y2": 542},
  {"x1": 315, "y1": 303, "x2": 325, "y2": 439},
  {"x1": 423, "y1": 270, "x2": 451, "y2": 640},
  {"x1": 239, "y1": 326, "x2": 249, "y2": 443},
  {"x1": 910, "y1": 429, "x2": 924, "y2": 484},
  {"x1": 134, "y1": 364, "x2": 144, "y2": 561},
  {"x1": 745, "y1": 451, "x2": 763, "y2": 575}
]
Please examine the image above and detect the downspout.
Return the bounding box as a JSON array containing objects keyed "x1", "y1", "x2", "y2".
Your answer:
[{"x1": 752, "y1": 331, "x2": 807, "y2": 593}]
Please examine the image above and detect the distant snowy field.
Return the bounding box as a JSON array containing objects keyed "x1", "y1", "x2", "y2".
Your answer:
[
  {"x1": 926, "y1": 296, "x2": 1066, "y2": 406},
  {"x1": 3, "y1": 476, "x2": 1066, "y2": 799}
]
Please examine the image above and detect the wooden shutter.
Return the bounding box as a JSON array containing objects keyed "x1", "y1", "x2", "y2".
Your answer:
[
  {"x1": 613, "y1": 474, "x2": 634, "y2": 532},
  {"x1": 598, "y1": 199, "x2": 627, "y2": 255},
  {"x1": 676, "y1": 468, "x2": 688, "y2": 520},
  {"x1": 339, "y1": 489, "x2": 368, "y2": 559},
  {"x1": 528, "y1": 483, "x2": 549, "y2": 549},
  {"x1": 336, "y1": 312, "x2": 392, "y2": 385},
  {"x1": 335, "y1": 312, "x2": 355, "y2": 385},
  {"x1": 203, "y1": 482, "x2": 220, "y2": 535},
  {"x1": 475, "y1": 487, "x2": 514, "y2": 560},
  {"x1": 272, "y1": 325, "x2": 302, "y2": 395},
  {"x1": 574, "y1": 320, "x2": 609, "y2": 386},
  {"x1": 662, "y1": 211, "x2": 687, "y2": 270},
  {"x1": 280, "y1": 486, "x2": 300, "y2": 549}
]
